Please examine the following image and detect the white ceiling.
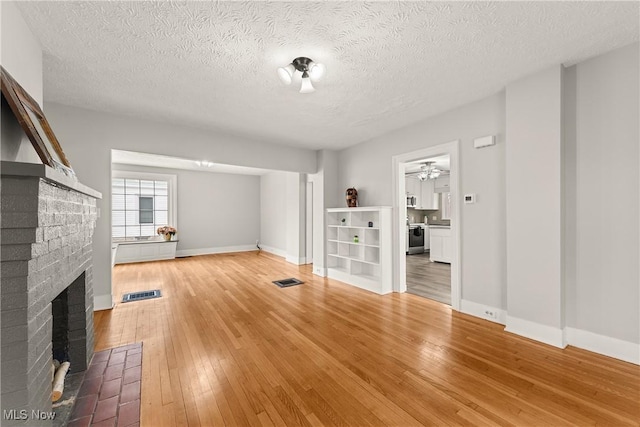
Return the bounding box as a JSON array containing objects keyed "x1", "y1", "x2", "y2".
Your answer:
[
  {"x1": 18, "y1": 1, "x2": 639, "y2": 151},
  {"x1": 112, "y1": 150, "x2": 271, "y2": 175}
]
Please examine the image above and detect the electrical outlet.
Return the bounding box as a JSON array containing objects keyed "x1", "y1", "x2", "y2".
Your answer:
[{"x1": 484, "y1": 310, "x2": 497, "y2": 319}]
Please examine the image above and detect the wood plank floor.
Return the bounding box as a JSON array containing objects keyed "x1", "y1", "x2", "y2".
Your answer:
[
  {"x1": 406, "y1": 252, "x2": 451, "y2": 304},
  {"x1": 96, "y1": 251, "x2": 640, "y2": 426}
]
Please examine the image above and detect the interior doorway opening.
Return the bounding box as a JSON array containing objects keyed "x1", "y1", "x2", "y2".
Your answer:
[
  {"x1": 404, "y1": 155, "x2": 452, "y2": 304},
  {"x1": 392, "y1": 141, "x2": 461, "y2": 311}
]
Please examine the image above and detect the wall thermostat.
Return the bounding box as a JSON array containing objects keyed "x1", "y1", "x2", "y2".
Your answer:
[{"x1": 464, "y1": 194, "x2": 476, "y2": 204}]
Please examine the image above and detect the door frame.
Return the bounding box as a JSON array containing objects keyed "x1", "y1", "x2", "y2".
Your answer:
[
  {"x1": 305, "y1": 180, "x2": 313, "y2": 264},
  {"x1": 391, "y1": 140, "x2": 461, "y2": 311}
]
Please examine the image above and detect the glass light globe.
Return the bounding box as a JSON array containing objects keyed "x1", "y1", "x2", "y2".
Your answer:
[
  {"x1": 277, "y1": 64, "x2": 295, "y2": 85},
  {"x1": 300, "y1": 74, "x2": 315, "y2": 93},
  {"x1": 308, "y1": 62, "x2": 325, "y2": 81}
]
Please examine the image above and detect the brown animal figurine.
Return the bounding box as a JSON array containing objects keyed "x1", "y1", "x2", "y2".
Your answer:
[{"x1": 346, "y1": 188, "x2": 358, "y2": 208}]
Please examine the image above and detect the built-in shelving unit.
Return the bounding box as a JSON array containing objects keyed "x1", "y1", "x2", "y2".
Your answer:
[{"x1": 326, "y1": 207, "x2": 392, "y2": 294}]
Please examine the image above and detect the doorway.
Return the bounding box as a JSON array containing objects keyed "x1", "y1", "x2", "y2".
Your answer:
[
  {"x1": 392, "y1": 141, "x2": 461, "y2": 311},
  {"x1": 404, "y1": 155, "x2": 452, "y2": 304}
]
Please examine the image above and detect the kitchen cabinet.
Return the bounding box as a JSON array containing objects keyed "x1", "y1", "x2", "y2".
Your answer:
[
  {"x1": 405, "y1": 177, "x2": 420, "y2": 197},
  {"x1": 326, "y1": 207, "x2": 392, "y2": 294},
  {"x1": 419, "y1": 179, "x2": 439, "y2": 210},
  {"x1": 434, "y1": 176, "x2": 450, "y2": 193},
  {"x1": 429, "y1": 227, "x2": 451, "y2": 263}
]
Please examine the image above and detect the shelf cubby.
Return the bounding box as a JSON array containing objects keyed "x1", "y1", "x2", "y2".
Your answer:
[{"x1": 325, "y1": 207, "x2": 392, "y2": 295}]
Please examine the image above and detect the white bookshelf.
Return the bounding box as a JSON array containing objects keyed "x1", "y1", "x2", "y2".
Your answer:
[{"x1": 326, "y1": 207, "x2": 392, "y2": 295}]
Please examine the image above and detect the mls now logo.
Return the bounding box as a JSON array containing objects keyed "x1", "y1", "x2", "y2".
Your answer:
[
  {"x1": 3, "y1": 410, "x2": 28, "y2": 420},
  {"x1": 3, "y1": 409, "x2": 55, "y2": 420}
]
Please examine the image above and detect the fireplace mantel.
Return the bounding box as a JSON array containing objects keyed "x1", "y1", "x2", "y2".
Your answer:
[{"x1": 0, "y1": 161, "x2": 101, "y2": 199}]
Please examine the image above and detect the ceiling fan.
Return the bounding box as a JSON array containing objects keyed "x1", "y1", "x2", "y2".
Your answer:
[{"x1": 407, "y1": 162, "x2": 447, "y2": 181}]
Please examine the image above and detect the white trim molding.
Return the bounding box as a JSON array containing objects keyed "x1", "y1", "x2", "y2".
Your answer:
[
  {"x1": 260, "y1": 245, "x2": 287, "y2": 259},
  {"x1": 566, "y1": 327, "x2": 640, "y2": 365},
  {"x1": 94, "y1": 293, "x2": 114, "y2": 311},
  {"x1": 505, "y1": 316, "x2": 567, "y2": 348},
  {"x1": 175, "y1": 245, "x2": 256, "y2": 258},
  {"x1": 313, "y1": 266, "x2": 327, "y2": 277},
  {"x1": 461, "y1": 299, "x2": 507, "y2": 325},
  {"x1": 285, "y1": 255, "x2": 306, "y2": 265}
]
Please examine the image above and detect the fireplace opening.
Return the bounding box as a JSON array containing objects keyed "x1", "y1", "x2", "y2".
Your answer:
[
  {"x1": 52, "y1": 289, "x2": 70, "y2": 364},
  {"x1": 50, "y1": 272, "x2": 90, "y2": 427}
]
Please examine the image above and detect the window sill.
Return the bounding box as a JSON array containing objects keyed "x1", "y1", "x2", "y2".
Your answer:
[{"x1": 113, "y1": 237, "x2": 179, "y2": 245}]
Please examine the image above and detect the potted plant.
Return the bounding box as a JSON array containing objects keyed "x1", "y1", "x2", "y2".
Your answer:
[{"x1": 157, "y1": 226, "x2": 177, "y2": 241}]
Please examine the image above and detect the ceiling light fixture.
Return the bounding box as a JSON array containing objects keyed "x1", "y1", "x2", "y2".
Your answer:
[
  {"x1": 195, "y1": 160, "x2": 214, "y2": 167},
  {"x1": 277, "y1": 57, "x2": 325, "y2": 93},
  {"x1": 416, "y1": 162, "x2": 442, "y2": 181}
]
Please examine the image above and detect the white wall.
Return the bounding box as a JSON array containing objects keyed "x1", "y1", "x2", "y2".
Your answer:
[
  {"x1": 505, "y1": 66, "x2": 564, "y2": 346},
  {"x1": 0, "y1": 1, "x2": 43, "y2": 164},
  {"x1": 285, "y1": 172, "x2": 306, "y2": 264},
  {"x1": 310, "y1": 150, "x2": 339, "y2": 276},
  {"x1": 113, "y1": 164, "x2": 260, "y2": 256},
  {"x1": 45, "y1": 103, "x2": 317, "y2": 310},
  {"x1": 337, "y1": 94, "x2": 506, "y2": 311},
  {"x1": 565, "y1": 44, "x2": 639, "y2": 347},
  {"x1": 260, "y1": 171, "x2": 308, "y2": 264},
  {"x1": 260, "y1": 172, "x2": 288, "y2": 256}
]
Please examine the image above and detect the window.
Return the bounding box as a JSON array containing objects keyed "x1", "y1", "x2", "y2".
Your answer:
[
  {"x1": 139, "y1": 196, "x2": 154, "y2": 224},
  {"x1": 112, "y1": 172, "x2": 177, "y2": 240}
]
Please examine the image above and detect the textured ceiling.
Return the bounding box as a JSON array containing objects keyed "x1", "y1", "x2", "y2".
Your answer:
[{"x1": 17, "y1": 1, "x2": 640, "y2": 151}]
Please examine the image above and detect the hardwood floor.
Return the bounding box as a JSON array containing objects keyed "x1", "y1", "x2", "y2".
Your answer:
[
  {"x1": 406, "y1": 252, "x2": 451, "y2": 304},
  {"x1": 96, "y1": 252, "x2": 640, "y2": 426}
]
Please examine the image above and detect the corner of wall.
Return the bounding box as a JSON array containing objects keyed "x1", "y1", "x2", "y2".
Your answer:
[{"x1": 93, "y1": 293, "x2": 114, "y2": 311}]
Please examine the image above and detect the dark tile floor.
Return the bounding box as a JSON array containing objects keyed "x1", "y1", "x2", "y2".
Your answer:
[{"x1": 68, "y1": 343, "x2": 142, "y2": 427}]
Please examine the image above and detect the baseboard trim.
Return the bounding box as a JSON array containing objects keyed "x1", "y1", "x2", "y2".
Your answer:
[
  {"x1": 313, "y1": 266, "x2": 327, "y2": 277},
  {"x1": 505, "y1": 315, "x2": 566, "y2": 348},
  {"x1": 94, "y1": 294, "x2": 114, "y2": 311},
  {"x1": 259, "y1": 245, "x2": 287, "y2": 258},
  {"x1": 175, "y1": 245, "x2": 256, "y2": 257},
  {"x1": 460, "y1": 299, "x2": 506, "y2": 325},
  {"x1": 566, "y1": 327, "x2": 639, "y2": 365},
  {"x1": 285, "y1": 255, "x2": 306, "y2": 265}
]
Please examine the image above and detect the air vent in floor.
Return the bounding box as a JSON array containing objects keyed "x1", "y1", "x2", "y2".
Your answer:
[
  {"x1": 272, "y1": 278, "x2": 304, "y2": 288},
  {"x1": 122, "y1": 290, "x2": 162, "y2": 303}
]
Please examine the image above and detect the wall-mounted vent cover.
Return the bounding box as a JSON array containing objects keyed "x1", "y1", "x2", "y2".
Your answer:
[
  {"x1": 272, "y1": 278, "x2": 304, "y2": 288},
  {"x1": 122, "y1": 289, "x2": 162, "y2": 303}
]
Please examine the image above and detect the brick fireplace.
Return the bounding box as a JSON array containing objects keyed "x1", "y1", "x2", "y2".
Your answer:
[{"x1": 1, "y1": 162, "x2": 101, "y2": 426}]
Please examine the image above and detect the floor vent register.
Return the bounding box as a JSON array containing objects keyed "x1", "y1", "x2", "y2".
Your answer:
[
  {"x1": 272, "y1": 278, "x2": 304, "y2": 288},
  {"x1": 122, "y1": 289, "x2": 162, "y2": 303}
]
